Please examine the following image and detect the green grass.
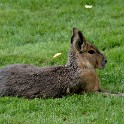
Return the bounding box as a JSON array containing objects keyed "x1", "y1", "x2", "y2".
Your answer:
[{"x1": 0, "y1": 0, "x2": 124, "y2": 124}]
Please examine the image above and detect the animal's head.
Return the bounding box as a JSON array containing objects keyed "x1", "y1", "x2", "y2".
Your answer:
[{"x1": 71, "y1": 28, "x2": 107, "y2": 69}]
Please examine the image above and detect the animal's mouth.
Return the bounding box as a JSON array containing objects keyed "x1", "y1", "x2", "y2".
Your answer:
[
  {"x1": 101, "y1": 63, "x2": 106, "y2": 68},
  {"x1": 101, "y1": 60, "x2": 107, "y2": 69}
]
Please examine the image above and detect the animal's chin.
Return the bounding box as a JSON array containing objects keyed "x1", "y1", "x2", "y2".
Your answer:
[
  {"x1": 100, "y1": 63, "x2": 106, "y2": 69},
  {"x1": 95, "y1": 63, "x2": 106, "y2": 69}
]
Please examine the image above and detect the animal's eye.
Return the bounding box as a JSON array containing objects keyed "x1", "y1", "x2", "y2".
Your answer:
[{"x1": 88, "y1": 50, "x2": 95, "y2": 54}]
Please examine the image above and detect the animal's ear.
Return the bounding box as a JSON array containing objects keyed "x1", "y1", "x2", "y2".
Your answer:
[{"x1": 71, "y1": 28, "x2": 86, "y2": 54}]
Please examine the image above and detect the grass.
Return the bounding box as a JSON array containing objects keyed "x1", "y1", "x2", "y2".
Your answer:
[
  {"x1": 0, "y1": 0, "x2": 124, "y2": 123},
  {"x1": 0, "y1": 95, "x2": 123, "y2": 124}
]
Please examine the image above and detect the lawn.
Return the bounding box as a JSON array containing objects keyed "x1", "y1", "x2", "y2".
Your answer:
[{"x1": 0, "y1": 0, "x2": 124, "y2": 124}]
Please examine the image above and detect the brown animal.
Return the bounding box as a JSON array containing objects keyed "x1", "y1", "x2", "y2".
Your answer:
[{"x1": 0, "y1": 28, "x2": 123, "y2": 98}]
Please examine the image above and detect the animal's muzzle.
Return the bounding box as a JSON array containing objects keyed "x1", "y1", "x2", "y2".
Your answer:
[{"x1": 101, "y1": 59, "x2": 107, "y2": 68}]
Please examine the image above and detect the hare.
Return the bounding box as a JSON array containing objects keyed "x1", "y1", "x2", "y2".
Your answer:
[{"x1": 0, "y1": 28, "x2": 123, "y2": 98}]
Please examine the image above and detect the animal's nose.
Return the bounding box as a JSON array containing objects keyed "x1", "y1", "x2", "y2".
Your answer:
[{"x1": 105, "y1": 60, "x2": 107, "y2": 63}]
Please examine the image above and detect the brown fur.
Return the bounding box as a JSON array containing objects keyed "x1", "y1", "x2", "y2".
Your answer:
[{"x1": 0, "y1": 28, "x2": 123, "y2": 99}]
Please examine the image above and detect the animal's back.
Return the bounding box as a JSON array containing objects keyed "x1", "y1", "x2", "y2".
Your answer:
[{"x1": 0, "y1": 64, "x2": 81, "y2": 98}]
